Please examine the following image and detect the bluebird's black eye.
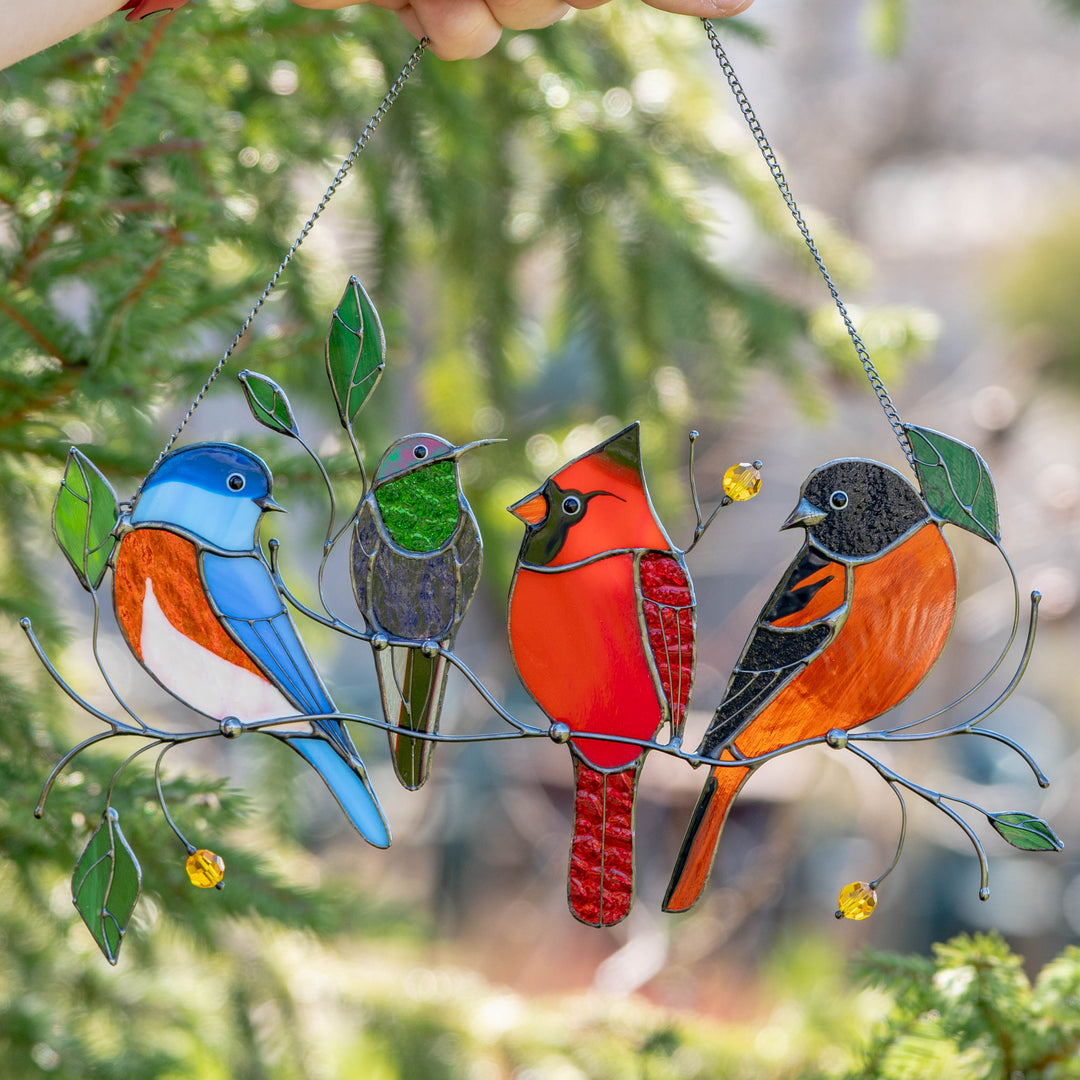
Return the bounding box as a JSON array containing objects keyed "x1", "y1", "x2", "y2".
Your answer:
[
  {"x1": 562, "y1": 495, "x2": 582, "y2": 515},
  {"x1": 413, "y1": 444, "x2": 429, "y2": 460},
  {"x1": 227, "y1": 473, "x2": 246, "y2": 492},
  {"x1": 830, "y1": 490, "x2": 848, "y2": 510}
]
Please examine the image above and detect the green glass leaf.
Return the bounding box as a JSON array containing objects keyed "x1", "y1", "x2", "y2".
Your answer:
[
  {"x1": 238, "y1": 370, "x2": 300, "y2": 439},
  {"x1": 988, "y1": 811, "x2": 1064, "y2": 853},
  {"x1": 52, "y1": 448, "x2": 120, "y2": 591},
  {"x1": 905, "y1": 425, "x2": 1000, "y2": 542},
  {"x1": 71, "y1": 808, "x2": 142, "y2": 965},
  {"x1": 326, "y1": 276, "x2": 385, "y2": 430}
]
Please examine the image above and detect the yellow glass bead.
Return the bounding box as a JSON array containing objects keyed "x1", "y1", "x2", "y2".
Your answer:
[
  {"x1": 723, "y1": 462, "x2": 762, "y2": 501},
  {"x1": 836, "y1": 881, "x2": 877, "y2": 920},
  {"x1": 186, "y1": 849, "x2": 225, "y2": 889}
]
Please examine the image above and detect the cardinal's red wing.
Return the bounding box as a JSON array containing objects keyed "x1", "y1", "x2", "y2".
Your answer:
[{"x1": 638, "y1": 551, "x2": 696, "y2": 740}]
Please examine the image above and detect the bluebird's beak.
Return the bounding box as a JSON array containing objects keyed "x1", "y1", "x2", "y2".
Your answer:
[
  {"x1": 256, "y1": 494, "x2": 286, "y2": 514},
  {"x1": 781, "y1": 496, "x2": 826, "y2": 531}
]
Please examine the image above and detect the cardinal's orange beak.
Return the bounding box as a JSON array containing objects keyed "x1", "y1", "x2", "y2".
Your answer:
[{"x1": 508, "y1": 491, "x2": 548, "y2": 525}]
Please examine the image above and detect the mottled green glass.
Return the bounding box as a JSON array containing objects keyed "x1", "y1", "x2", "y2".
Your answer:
[{"x1": 375, "y1": 461, "x2": 458, "y2": 551}]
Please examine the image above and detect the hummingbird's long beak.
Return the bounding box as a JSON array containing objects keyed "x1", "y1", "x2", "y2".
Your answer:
[
  {"x1": 451, "y1": 437, "x2": 506, "y2": 459},
  {"x1": 781, "y1": 496, "x2": 825, "y2": 531},
  {"x1": 508, "y1": 490, "x2": 547, "y2": 525},
  {"x1": 256, "y1": 494, "x2": 287, "y2": 514}
]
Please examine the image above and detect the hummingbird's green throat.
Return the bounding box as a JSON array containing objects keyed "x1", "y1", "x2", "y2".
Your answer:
[{"x1": 375, "y1": 461, "x2": 459, "y2": 551}]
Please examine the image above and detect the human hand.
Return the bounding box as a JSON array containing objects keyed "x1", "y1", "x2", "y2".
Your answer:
[{"x1": 291, "y1": 1, "x2": 756, "y2": 61}]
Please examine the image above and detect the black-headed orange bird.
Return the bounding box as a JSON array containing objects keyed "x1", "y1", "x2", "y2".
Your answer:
[
  {"x1": 664, "y1": 457, "x2": 957, "y2": 913},
  {"x1": 508, "y1": 423, "x2": 695, "y2": 927}
]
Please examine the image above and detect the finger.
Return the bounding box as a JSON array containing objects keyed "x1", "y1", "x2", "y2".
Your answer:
[
  {"x1": 291, "y1": 0, "x2": 380, "y2": 9},
  {"x1": 391, "y1": 0, "x2": 504, "y2": 59},
  {"x1": 290, "y1": 0, "x2": 500, "y2": 59},
  {"x1": 641, "y1": 0, "x2": 756, "y2": 14},
  {"x1": 566, "y1": 0, "x2": 755, "y2": 14},
  {"x1": 484, "y1": 0, "x2": 570, "y2": 31}
]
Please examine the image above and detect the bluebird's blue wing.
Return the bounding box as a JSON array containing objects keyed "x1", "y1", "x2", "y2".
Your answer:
[
  {"x1": 201, "y1": 551, "x2": 390, "y2": 848},
  {"x1": 200, "y1": 551, "x2": 332, "y2": 715}
]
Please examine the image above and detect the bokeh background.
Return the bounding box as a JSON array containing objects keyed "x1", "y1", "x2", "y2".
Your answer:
[{"x1": 1, "y1": 0, "x2": 1078, "y2": 1075}]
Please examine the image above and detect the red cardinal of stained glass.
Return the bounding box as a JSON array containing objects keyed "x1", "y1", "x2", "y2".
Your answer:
[{"x1": 507, "y1": 423, "x2": 695, "y2": 927}]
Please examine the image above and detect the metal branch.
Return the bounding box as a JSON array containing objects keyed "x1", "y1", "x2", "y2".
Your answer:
[
  {"x1": 267, "y1": 539, "x2": 368, "y2": 638},
  {"x1": 21, "y1": 618, "x2": 143, "y2": 734},
  {"x1": 969, "y1": 728, "x2": 1049, "y2": 788},
  {"x1": 105, "y1": 740, "x2": 165, "y2": 809},
  {"x1": 234, "y1": 711, "x2": 542, "y2": 745},
  {"x1": 89, "y1": 589, "x2": 146, "y2": 730},
  {"x1": 290, "y1": 430, "x2": 346, "y2": 621},
  {"x1": 869, "y1": 782, "x2": 908, "y2": 890},
  {"x1": 155, "y1": 744, "x2": 195, "y2": 854},
  {"x1": 679, "y1": 430, "x2": 751, "y2": 555},
  {"x1": 345, "y1": 424, "x2": 369, "y2": 497},
  {"x1": 847, "y1": 743, "x2": 990, "y2": 900},
  {"x1": 435, "y1": 646, "x2": 544, "y2": 734},
  {"x1": 35, "y1": 731, "x2": 118, "y2": 819},
  {"x1": 879, "y1": 542, "x2": 1025, "y2": 736}
]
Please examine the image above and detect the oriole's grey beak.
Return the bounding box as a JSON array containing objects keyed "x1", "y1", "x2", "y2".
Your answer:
[{"x1": 781, "y1": 497, "x2": 826, "y2": 531}]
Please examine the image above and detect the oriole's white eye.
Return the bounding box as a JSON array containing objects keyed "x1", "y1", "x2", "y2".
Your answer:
[{"x1": 562, "y1": 495, "x2": 582, "y2": 515}]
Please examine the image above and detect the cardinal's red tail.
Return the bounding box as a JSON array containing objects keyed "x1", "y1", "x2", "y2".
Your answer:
[
  {"x1": 569, "y1": 761, "x2": 638, "y2": 927},
  {"x1": 662, "y1": 758, "x2": 751, "y2": 913}
]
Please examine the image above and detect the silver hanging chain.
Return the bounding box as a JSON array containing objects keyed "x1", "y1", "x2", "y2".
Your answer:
[
  {"x1": 157, "y1": 37, "x2": 429, "y2": 465},
  {"x1": 701, "y1": 19, "x2": 916, "y2": 470},
  {"x1": 159, "y1": 25, "x2": 911, "y2": 466}
]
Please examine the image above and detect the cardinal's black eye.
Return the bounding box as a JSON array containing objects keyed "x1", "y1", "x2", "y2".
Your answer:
[
  {"x1": 227, "y1": 473, "x2": 246, "y2": 492},
  {"x1": 830, "y1": 490, "x2": 848, "y2": 510},
  {"x1": 562, "y1": 495, "x2": 582, "y2": 515},
  {"x1": 413, "y1": 444, "x2": 429, "y2": 460}
]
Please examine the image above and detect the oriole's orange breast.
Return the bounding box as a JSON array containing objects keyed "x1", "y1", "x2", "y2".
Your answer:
[
  {"x1": 737, "y1": 522, "x2": 956, "y2": 757},
  {"x1": 509, "y1": 556, "x2": 663, "y2": 771}
]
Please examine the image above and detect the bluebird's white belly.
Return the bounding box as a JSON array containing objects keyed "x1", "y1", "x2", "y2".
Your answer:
[{"x1": 140, "y1": 578, "x2": 298, "y2": 723}]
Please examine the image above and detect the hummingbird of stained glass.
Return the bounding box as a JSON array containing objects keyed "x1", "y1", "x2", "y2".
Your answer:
[{"x1": 350, "y1": 433, "x2": 499, "y2": 789}]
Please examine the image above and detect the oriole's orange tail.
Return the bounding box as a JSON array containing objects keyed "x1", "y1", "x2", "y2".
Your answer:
[
  {"x1": 662, "y1": 760, "x2": 751, "y2": 913},
  {"x1": 568, "y1": 761, "x2": 637, "y2": 927}
]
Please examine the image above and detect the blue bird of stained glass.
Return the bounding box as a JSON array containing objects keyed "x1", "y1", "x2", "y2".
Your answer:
[{"x1": 112, "y1": 442, "x2": 391, "y2": 847}]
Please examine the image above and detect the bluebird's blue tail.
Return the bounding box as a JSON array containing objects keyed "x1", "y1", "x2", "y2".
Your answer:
[{"x1": 284, "y1": 725, "x2": 391, "y2": 849}]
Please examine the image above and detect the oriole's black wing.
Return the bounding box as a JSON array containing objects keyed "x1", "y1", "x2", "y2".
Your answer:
[{"x1": 697, "y1": 545, "x2": 848, "y2": 759}]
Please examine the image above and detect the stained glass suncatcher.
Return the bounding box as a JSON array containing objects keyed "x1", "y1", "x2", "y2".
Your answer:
[{"x1": 18, "y1": 20, "x2": 1060, "y2": 964}]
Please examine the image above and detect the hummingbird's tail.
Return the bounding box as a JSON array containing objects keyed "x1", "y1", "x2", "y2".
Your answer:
[
  {"x1": 662, "y1": 756, "x2": 752, "y2": 913},
  {"x1": 283, "y1": 719, "x2": 391, "y2": 849},
  {"x1": 376, "y1": 644, "x2": 449, "y2": 790},
  {"x1": 568, "y1": 760, "x2": 639, "y2": 927}
]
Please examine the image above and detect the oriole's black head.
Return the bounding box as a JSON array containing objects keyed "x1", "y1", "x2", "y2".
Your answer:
[{"x1": 783, "y1": 459, "x2": 930, "y2": 561}]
